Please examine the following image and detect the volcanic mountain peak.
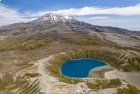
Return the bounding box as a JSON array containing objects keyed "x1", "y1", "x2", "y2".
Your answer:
[{"x1": 36, "y1": 13, "x2": 76, "y2": 23}]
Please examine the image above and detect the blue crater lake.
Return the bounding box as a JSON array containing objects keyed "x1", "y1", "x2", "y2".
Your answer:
[{"x1": 61, "y1": 59, "x2": 107, "y2": 78}]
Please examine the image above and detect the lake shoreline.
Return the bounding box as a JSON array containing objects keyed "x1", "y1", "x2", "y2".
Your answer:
[{"x1": 88, "y1": 65, "x2": 114, "y2": 78}]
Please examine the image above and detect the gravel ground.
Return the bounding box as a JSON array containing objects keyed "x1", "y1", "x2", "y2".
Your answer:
[{"x1": 105, "y1": 70, "x2": 140, "y2": 89}]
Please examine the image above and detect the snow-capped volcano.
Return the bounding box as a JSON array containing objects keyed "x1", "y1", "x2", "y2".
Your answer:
[
  {"x1": 36, "y1": 13, "x2": 76, "y2": 23},
  {"x1": 0, "y1": 13, "x2": 140, "y2": 47}
]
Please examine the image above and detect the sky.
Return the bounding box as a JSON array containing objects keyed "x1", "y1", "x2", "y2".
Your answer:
[{"x1": 0, "y1": 0, "x2": 140, "y2": 31}]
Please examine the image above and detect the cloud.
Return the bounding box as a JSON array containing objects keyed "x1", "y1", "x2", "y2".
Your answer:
[
  {"x1": 78, "y1": 16, "x2": 140, "y2": 31},
  {"x1": 0, "y1": 4, "x2": 34, "y2": 26},
  {"x1": 88, "y1": 16, "x2": 110, "y2": 20},
  {"x1": 45, "y1": 3, "x2": 140, "y2": 16}
]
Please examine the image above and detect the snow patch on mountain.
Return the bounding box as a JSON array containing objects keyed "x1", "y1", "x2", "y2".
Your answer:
[{"x1": 36, "y1": 13, "x2": 76, "y2": 23}]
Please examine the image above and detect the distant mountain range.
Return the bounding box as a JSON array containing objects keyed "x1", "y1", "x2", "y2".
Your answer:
[{"x1": 0, "y1": 13, "x2": 140, "y2": 46}]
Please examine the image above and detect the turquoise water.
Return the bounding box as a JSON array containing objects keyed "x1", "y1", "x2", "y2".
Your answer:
[{"x1": 61, "y1": 59, "x2": 107, "y2": 78}]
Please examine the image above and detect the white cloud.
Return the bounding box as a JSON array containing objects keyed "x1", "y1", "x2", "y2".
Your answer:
[
  {"x1": 0, "y1": 4, "x2": 34, "y2": 26},
  {"x1": 79, "y1": 16, "x2": 140, "y2": 31},
  {"x1": 88, "y1": 16, "x2": 110, "y2": 20},
  {"x1": 45, "y1": 3, "x2": 140, "y2": 16}
]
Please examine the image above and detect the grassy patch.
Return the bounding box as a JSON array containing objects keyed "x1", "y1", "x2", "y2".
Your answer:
[
  {"x1": 115, "y1": 46, "x2": 140, "y2": 52},
  {"x1": 64, "y1": 36, "x2": 140, "y2": 52},
  {"x1": 121, "y1": 57, "x2": 140, "y2": 72},
  {"x1": 0, "y1": 73, "x2": 41, "y2": 94},
  {"x1": 65, "y1": 37, "x2": 116, "y2": 47},
  {"x1": 0, "y1": 37, "x2": 55, "y2": 51},
  {"x1": 117, "y1": 84, "x2": 140, "y2": 94},
  {"x1": 0, "y1": 63, "x2": 3, "y2": 68},
  {"x1": 25, "y1": 73, "x2": 40, "y2": 78},
  {"x1": 87, "y1": 79, "x2": 121, "y2": 90}
]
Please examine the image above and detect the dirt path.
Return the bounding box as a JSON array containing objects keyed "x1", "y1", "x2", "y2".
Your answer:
[{"x1": 37, "y1": 56, "x2": 58, "y2": 93}]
